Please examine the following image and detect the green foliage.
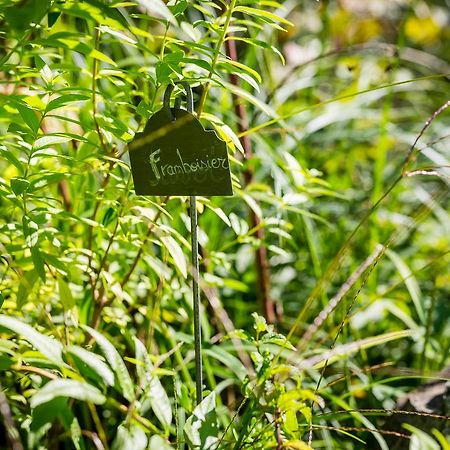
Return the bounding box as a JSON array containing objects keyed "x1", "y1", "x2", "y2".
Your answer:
[{"x1": 0, "y1": 0, "x2": 449, "y2": 449}]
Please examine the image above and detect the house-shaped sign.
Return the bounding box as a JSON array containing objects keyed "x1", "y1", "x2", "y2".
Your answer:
[{"x1": 128, "y1": 108, "x2": 233, "y2": 196}]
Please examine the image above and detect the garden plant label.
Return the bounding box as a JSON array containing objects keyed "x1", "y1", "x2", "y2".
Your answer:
[{"x1": 129, "y1": 107, "x2": 233, "y2": 196}]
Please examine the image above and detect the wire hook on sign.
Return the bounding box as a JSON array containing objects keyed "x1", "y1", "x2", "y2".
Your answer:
[
  {"x1": 128, "y1": 82, "x2": 233, "y2": 404},
  {"x1": 163, "y1": 81, "x2": 194, "y2": 118}
]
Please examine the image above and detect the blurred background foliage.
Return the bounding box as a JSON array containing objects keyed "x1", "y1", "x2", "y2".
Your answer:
[{"x1": 0, "y1": 0, "x2": 449, "y2": 449}]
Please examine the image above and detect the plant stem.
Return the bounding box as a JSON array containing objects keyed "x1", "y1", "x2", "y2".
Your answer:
[
  {"x1": 225, "y1": 36, "x2": 276, "y2": 324},
  {"x1": 197, "y1": 0, "x2": 237, "y2": 116}
]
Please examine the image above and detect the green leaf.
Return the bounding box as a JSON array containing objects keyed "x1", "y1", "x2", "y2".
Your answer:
[
  {"x1": 45, "y1": 94, "x2": 89, "y2": 113},
  {"x1": 220, "y1": 80, "x2": 277, "y2": 118},
  {"x1": 0, "y1": 355, "x2": 14, "y2": 370},
  {"x1": 0, "y1": 292, "x2": 3, "y2": 308},
  {"x1": 17, "y1": 270, "x2": 39, "y2": 308},
  {"x1": 0, "y1": 315, "x2": 63, "y2": 364},
  {"x1": 0, "y1": 145, "x2": 24, "y2": 173},
  {"x1": 134, "y1": 338, "x2": 172, "y2": 428},
  {"x1": 31, "y1": 397, "x2": 69, "y2": 432},
  {"x1": 184, "y1": 392, "x2": 219, "y2": 450},
  {"x1": 218, "y1": 57, "x2": 261, "y2": 83},
  {"x1": 142, "y1": 375, "x2": 172, "y2": 428},
  {"x1": 82, "y1": 326, "x2": 134, "y2": 401},
  {"x1": 67, "y1": 345, "x2": 115, "y2": 387},
  {"x1": 11, "y1": 177, "x2": 30, "y2": 196},
  {"x1": 89, "y1": 47, "x2": 117, "y2": 66},
  {"x1": 229, "y1": 37, "x2": 285, "y2": 63},
  {"x1": 34, "y1": 134, "x2": 72, "y2": 149},
  {"x1": 112, "y1": 423, "x2": 148, "y2": 450},
  {"x1": 135, "y1": 0, "x2": 176, "y2": 24},
  {"x1": 60, "y1": 0, "x2": 128, "y2": 30},
  {"x1": 15, "y1": 102, "x2": 40, "y2": 134},
  {"x1": 70, "y1": 417, "x2": 83, "y2": 450},
  {"x1": 253, "y1": 313, "x2": 268, "y2": 333},
  {"x1": 404, "y1": 424, "x2": 440, "y2": 450},
  {"x1": 234, "y1": 6, "x2": 293, "y2": 27},
  {"x1": 57, "y1": 276, "x2": 75, "y2": 309},
  {"x1": 31, "y1": 246, "x2": 46, "y2": 282},
  {"x1": 160, "y1": 235, "x2": 187, "y2": 278},
  {"x1": 168, "y1": 0, "x2": 188, "y2": 17},
  {"x1": 431, "y1": 429, "x2": 450, "y2": 450},
  {"x1": 385, "y1": 249, "x2": 425, "y2": 323},
  {"x1": 203, "y1": 347, "x2": 247, "y2": 381},
  {"x1": 148, "y1": 435, "x2": 174, "y2": 450},
  {"x1": 4, "y1": 0, "x2": 50, "y2": 32},
  {"x1": 30, "y1": 379, "x2": 106, "y2": 408}
]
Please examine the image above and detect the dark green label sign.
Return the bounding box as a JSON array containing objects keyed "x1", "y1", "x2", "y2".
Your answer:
[{"x1": 128, "y1": 108, "x2": 233, "y2": 196}]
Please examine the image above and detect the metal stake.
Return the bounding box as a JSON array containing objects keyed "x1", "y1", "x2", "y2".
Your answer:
[
  {"x1": 164, "y1": 82, "x2": 203, "y2": 404},
  {"x1": 189, "y1": 195, "x2": 202, "y2": 404}
]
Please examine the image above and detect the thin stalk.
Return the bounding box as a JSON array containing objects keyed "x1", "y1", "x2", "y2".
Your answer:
[
  {"x1": 87, "y1": 403, "x2": 109, "y2": 450},
  {"x1": 420, "y1": 287, "x2": 437, "y2": 374},
  {"x1": 197, "y1": 0, "x2": 237, "y2": 116}
]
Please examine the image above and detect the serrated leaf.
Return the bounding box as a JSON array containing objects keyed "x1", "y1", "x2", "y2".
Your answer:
[
  {"x1": 30, "y1": 379, "x2": 106, "y2": 408},
  {"x1": 0, "y1": 315, "x2": 63, "y2": 364},
  {"x1": 82, "y1": 326, "x2": 134, "y2": 401}
]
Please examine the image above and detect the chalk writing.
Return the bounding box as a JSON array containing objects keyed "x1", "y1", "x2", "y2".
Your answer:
[{"x1": 148, "y1": 148, "x2": 230, "y2": 184}]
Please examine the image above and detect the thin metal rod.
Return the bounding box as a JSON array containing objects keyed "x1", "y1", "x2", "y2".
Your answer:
[{"x1": 190, "y1": 195, "x2": 203, "y2": 404}]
